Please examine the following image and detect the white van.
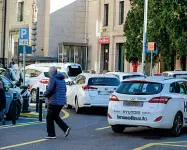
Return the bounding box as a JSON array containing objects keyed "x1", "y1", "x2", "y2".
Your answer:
[{"x1": 26, "y1": 63, "x2": 82, "y2": 80}]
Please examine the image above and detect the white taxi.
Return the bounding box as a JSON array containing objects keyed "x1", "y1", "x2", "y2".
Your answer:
[
  {"x1": 66, "y1": 73, "x2": 120, "y2": 113},
  {"x1": 162, "y1": 71, "x2": 187, "y2": 80},
  {"x1": 106, "y1": 72, "x2": 145, "y2": 82},
  {"x1": 108, "y1": 77, "x2": 187, "y2": 136}
]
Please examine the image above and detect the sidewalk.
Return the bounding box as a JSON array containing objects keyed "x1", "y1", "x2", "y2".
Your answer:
[{"x1": 20, "y1": 103, "x2": 46, "y2": 118}]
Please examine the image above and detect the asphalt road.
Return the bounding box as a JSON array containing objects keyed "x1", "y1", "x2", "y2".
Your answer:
[{"x1": 1, "y1": 108, "x2": 187, "y2": 150}]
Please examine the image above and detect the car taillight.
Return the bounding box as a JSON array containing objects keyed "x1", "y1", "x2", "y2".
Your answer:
[
  {"x1": 154, "y1": 116, "x2": 163, "y2": 122},
  {"x1": 148, "y1": 96, "x2": 171, "y2": 104},
  {"x1": 29, "y1": 85, "x2": 32, "y2": 89},
  {"x1": 82, "y1": 86, "x2": 98, "y2": 91},
  {"x1": 40, "y1": 79, "x2": 49, "y2": 84},
  {"x1": 109, "y1": 95, "x2": 119, "y2": 101},
  {"x1": 108, "y1": 113, "x2": 112, "y2": 119}
]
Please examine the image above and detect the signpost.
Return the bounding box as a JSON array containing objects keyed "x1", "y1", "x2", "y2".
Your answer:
[
  {"x1": 19, "y1": 28, "x2": 29, "y2": 86},
  {"x1": 148, "y1": 42, "x2": 156, "y2": 76}
]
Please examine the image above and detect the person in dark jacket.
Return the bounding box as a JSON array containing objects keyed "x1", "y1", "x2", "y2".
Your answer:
[
  {"x1": 44, "y1": 66, "x2": 70, "y2": 139},
  {"x1": 0, "y1": 77, "x2": 6, "y2": 124}
]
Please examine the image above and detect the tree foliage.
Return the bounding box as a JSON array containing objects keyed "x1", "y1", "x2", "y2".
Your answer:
[{"x1": 124, "y1": 0, "x2": 187, "y2": 65}]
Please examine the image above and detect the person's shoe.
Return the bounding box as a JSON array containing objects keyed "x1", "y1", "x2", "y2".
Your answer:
[
  {"x1": 64, "y1": 127, "x2": 70, "y2": 137},
  {"x1": 44, "y1": 135, "x2": 56, "y2": 139}
]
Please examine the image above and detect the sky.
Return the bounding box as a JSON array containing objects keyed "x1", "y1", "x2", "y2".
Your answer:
[{"x1": 50, "y1": 0, "x2": 76, "y2": 13}]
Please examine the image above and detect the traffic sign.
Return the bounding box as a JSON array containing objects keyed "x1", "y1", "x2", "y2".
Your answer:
[
  {"x1": 145, "y1": 44, "x2": 158, "y2": 54},
  {"x1": 19, "y1": 28, "x2": 29, "y2": 86},
  {"x1": 19, "y1": 28, "x2": 29, "y2": 46},
  {"x1": 148, "y1": 42, "x2": 156, "y2": 51},
  {"x1": 19, "y1": 39, "x2": 29, "y2": 46}
]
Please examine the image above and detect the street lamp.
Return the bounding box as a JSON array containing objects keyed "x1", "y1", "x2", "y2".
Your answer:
[{"x1": 142, "y1": 0, "x2": 148, "y2": 75}]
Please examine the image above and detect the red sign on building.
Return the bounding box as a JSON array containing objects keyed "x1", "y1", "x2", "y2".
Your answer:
[{"x1": 98, "y1": 37, "x2": 110, "y2": 44}]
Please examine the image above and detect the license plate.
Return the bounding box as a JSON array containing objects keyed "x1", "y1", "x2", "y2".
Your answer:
[
  {"x1": 123, "y1": 101, "x2": 143, "y2": 107},
  {"x1": 98, "y1": 91, "x2": 109, "y2": 95}
]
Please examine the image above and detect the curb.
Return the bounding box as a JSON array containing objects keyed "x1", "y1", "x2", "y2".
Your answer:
[{"x1": 20, "y1": 112, "x2": 41, "y2": 118}]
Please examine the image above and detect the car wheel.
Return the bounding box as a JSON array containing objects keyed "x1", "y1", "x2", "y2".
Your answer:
[
  {"x1": 31, "y1": 89, "x2": 37, "y2": 103},
  {"x1": 170, "y1": 112, "x2": 183, "y2": 137},
  {"x1": 75, "y1": 97, "x2": 82, "y2": 114},
  {"x1": 111, "y1": 125, "x2": 126, "y2": 133},
  {"x1": 7, "y1": 101, "x2": 21, "y2": 120},
  {"x1": 64, "y1": 104, "x2": 72, "y2": 109}
]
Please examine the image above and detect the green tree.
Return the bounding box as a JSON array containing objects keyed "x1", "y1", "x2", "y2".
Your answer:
[
  {"x1": 124, "y1": 0, "x2": 187, "y2": 70},
  {"x1": 124, "y1": 0, "x2": 144, "y2": 63}
]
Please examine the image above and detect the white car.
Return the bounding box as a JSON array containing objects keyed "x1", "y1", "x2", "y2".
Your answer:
[
  {"x1": 106, "y1": 72, "x2": 145, "y2": 81},
  {"x1": 25, "y1": 67, "x2": 70, "y2": 102},
  {"x1": 66, "y1": 73, "x2": 120, "y2": 113},
  {"x1": 26, "y1": 63, "x2": 82, "y2": 81},
  {"x1": 108, "y1": 76, "x2": 187, "y2": 136},
  {"x1": 162, "y1": 71, "x2": 187, "y2": 79}
]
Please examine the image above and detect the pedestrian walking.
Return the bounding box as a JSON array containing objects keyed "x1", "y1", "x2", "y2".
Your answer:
[
  {"x1": 44, "y1": 66, "x2": 70, "y2": 139},
  {"x1": 0, "y1": 77, "x2": 6, "y2": 125}
]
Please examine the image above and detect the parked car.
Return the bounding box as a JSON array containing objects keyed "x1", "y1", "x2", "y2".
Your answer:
[
  {"x1": 0, "y1": 75, "x2": 23, "y2": 120},
  {"x1": 106, "y1": 72, "x2": 145, "y2": 81},
  {"x1": 162, "y1": 71, "x2": 187, "y2": 79},
  {"x1": 26, "y1": 63, "x2": 82, "y2": 80},
  {"x1": 108, "y1": 76, "x2": 187, "y2": 136},
  {"x1": 66, "y1": 73, "x2": 120, "y2": 113},
  {"x1": 25, "y1": 66, "x2": 71, "y2": 102}
]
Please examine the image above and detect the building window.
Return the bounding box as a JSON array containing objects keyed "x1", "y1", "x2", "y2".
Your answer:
[
  {"x1": 18, "y1": 2, "x2": 24, "y2": 22},
  {"x1": 104, "y1": 4, "x2": 109, "y2": 26},
  {"x1": 119, "y1": 1, "x2": 124, "y2": 25}
]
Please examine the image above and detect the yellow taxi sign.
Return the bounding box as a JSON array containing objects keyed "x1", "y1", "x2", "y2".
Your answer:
[{"x1": 148, "y1": 42, "x2": 156, "y2": 51}]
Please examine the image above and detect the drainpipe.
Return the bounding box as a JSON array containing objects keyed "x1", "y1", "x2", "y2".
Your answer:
[{"x1": 1, "y1": 0, "x2": 7, "y2": 68}]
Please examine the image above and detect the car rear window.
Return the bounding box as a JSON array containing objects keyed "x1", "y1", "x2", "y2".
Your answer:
[
  {"x1": 44, "y1": 72, "x2": 68, "y2": 79},
  {"x1": 88, "y1": 77, "x2": 120, "y2": 86},
  {"x1": 116, "y1": 81, "x2": 163, "y2": 95},
  {"x1": 68, "y1": 65, "x2": 82, "y2": 77},
  {"x1": 123, "y1": 75, "x2": 144, "y2": 80},
  {"x1": 173, "y1": 74, "x2": 187, "y2": 79}
]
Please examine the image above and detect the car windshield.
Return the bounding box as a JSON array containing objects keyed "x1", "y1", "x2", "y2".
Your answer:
[
  {"x1": 123, "y1": 75, "x2": 144, "y2": 80},
  {"x1": 88, "y1": 77, "x2": 120, "y2": 86},
  {"x1": 44, "y1": 72, "x2": 68, "y2": 79},
  {"x1": 116, "y1": 81, "x2": 163, "y2": 95},
  {"x1": 68, "y1": 65, "x2": 82, "y2": 77}
]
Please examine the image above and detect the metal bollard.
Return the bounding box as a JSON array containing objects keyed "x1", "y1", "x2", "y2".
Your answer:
[
  {"x1": 12, "y1": 93, "x2": 17, "y2": 125},
  {"x1": 36, "y1": 87, "x2": 39, "y2": 112},
  {"x1": 21, "y1": 86, "x2": 30, "y2": 113},
  {"x1": 39, "y1": 92, "x2": 43, "y2": 122}
]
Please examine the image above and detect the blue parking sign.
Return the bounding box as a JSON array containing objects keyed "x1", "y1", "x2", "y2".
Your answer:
[
  {"x1": 19, "y1": 28, "x2": 29, "y2": 46},
  {"x1": 19, "y1": 28, "x2": 29, "y2": 39}
]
